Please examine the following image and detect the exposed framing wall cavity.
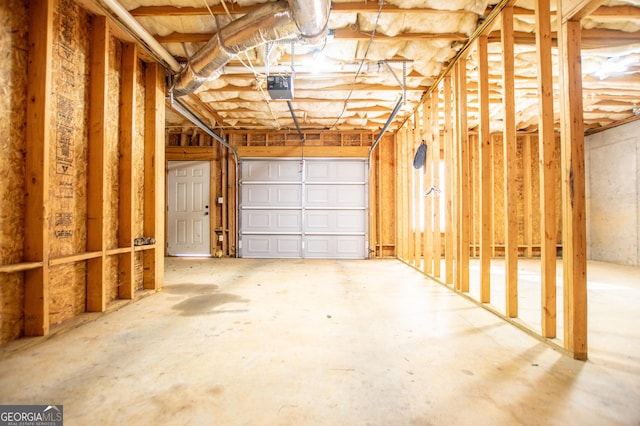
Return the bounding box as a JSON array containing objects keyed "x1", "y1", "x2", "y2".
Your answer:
[
  {"x1": 0, "y1": 0, "x2": 165, "y2": 343},
  {"x1": 394, "y1": 0, "x2": 590, "y2": 359}
]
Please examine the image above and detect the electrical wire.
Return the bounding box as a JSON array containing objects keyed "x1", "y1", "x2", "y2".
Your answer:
[{"x1": 330, "y1": 0, "x2": 385, "y2": 129}]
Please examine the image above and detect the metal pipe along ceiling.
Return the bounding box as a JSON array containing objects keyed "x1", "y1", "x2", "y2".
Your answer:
[{"x1": 172, "y1": 0, "x2": 331, "y2": 97}]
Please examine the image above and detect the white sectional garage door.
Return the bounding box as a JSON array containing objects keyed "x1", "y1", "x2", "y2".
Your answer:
[{"x1": 239, "y1": 159, "x2": 368, "y2": 259}]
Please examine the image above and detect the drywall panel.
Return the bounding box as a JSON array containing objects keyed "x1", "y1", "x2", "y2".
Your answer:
[{"x1": 586, "y1": 120, "x2": 640, "y2": 265}]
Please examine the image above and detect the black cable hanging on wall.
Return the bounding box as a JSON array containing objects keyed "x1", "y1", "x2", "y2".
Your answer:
[{"x1": 413, "y1": 139, "x2": 427, "y2": 169}]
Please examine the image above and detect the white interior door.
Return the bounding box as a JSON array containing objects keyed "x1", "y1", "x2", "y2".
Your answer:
[{"x1": 167, "y1": 161, "x2": 211, "y2": 256}]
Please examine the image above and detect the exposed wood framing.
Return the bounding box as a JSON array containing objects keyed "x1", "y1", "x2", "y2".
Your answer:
[
  {"x1": 118, "y1": 43, "x2": 137, "y2": 300},
  {"x1": 87, "y1": 15, "x2": 109, "y2": 313},
  {"x1": 143, "y1": 62, "x2": 165, "y2": 288},
  {"x1": 478, "y1": 35, "x2": 492, "y2": 303},
  {"x1": 423, "y1": 97, "x2": 434, "y2": 274},
  {"x1": 221, "y1": 146, "x2": 228, "y2": 254},
  {"x1": 558, "y1": 7, "x2": 588, "y2": 360},
  {"x1": 210, "y1": 146, "x2": 219, "y2": 255},
  {"x1": 388, "y1": 0, "x2": 589, "y2": 359},
  {"x1": 444, "y1": 76, "x2": 454, "y2": 285},
  {"x1": 408, "y1": 125, "x2": 416, "y2": 267},
  {"x1": 431, "y1": 89, "x2": 441, "y2": 279},
  {"x1": 400, "y1": 128, "x2": 410, "y2": 261},
  {"x1": 523, "y1": 135, "x2": 533, "y2": 258},
  {"x1": 413, "y1": 117, "x2": 422, "y2": 269},
  {"x1": 502, "y1": 6, "x2": 519, "y2": 318},
  {"x1": 227, "y1": 154, "x2": 237, "y2": 256},
  {"x1": 455, "y1": 58, "x2": 470, "y2": 293},
  {"x1": 535, "y1": 0, "x2": 558, "y2": 337},
  {"x1": 24, "y1": 0, "x2": 54, "y2": 336},
  {"x1": 562, "y1": 0, "x2": 606, "y2": 21}
]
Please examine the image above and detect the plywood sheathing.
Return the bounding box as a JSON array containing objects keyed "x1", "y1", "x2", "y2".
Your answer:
[
  {"x1": 134, "y1": 58, "x2": 146, "y2": 291},
  {"x1": 98, "y1": 32, "x2": 121, "y2": 304},
  {"x1": 47, "y1": 0, "x2": 92, "y2": 326},
  {"x1": 0, "y1": 0, "x2": 28, "y2": 343},
  {"x1": 0, "y1": 0, "x2": 166, "y2": 344}
]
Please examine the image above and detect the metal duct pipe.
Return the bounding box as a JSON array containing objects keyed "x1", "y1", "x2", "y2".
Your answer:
[{"x1": 172, "y1": 0, "x2": 330, "y2": 97}]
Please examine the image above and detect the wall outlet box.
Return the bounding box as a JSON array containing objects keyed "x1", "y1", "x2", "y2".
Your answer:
[
  {"x1": 218, "y1": 234, "x2": 224, "y2": 242},
  {"x1": 217, "y1": 197, "x2": 223, "y2": 204}
]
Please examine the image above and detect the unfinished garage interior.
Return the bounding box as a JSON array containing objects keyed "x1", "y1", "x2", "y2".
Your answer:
[{"x1": 1, "y1": 0, "x2": 639, "y2": 423}]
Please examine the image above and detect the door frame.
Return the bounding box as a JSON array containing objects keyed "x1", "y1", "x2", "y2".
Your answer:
[{"x1": 166, "y1": 160, "x2": 211, "y2": 256}]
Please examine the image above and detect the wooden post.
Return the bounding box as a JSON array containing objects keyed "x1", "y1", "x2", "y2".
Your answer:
[
  {"x1": 478, "y1": 35, "x2": 492, "y2": 303},
  {"x1": 143, "y1": 62, "x2": 166, "y2": 289},
  {"x1": 502, "y1": 6, "x2": 519, "y2": 318},
  {"x1": 457, "y1": 58, "x2": 470, "y2": 293},
  {"x1": 87, "y1": 16, "x2": 109, "y2": 312},
  {"x1": 413, "y1": 116, "x2": 423, "y2": 268},
  {"x1": 536, "y1": 0, "x2": 558, "y2": 337},
  {"x1": 401, "y1": 128, "x2": 410, "y2": 261},
  {"x1": 406, "y1": 126, "x2": 414, "y2": 264},
  {"x1": 423, "y1": 97, "x2": 434, "y2": 274},
  {"x1": 444, "y1": 76, "x2": 454, "y2": 285},
  {"x1": 396, "y1": 132, "x2": 402, "y2": 260},
  {"x1": 558, "y1": 7, "x2": 588, "y2": 360},
  {"x1": 227, "y1": 153, "x2": 237, "y2": 256},
  {"x1": 523, "y1": 135, "x2": 533, "y2": 258},
  {"x1": 118, "y1": 43, "x2": 137, "y2": 300},
  {"x1": 376, "y1": 138, "x2": 383, "y2": 257},
  {"x1": 210, "y1": 149, "x2": 219, "y2": 255},
  {"x1": 431, "y1": 89, "x2": 441, "y2": 278},
  {"x1": 409, "y1": 125, "x2": 417, "y2": 267},
  {"x1": 24, "y1": 0, "x2": 54, "y2": 336},
  {"x1": 221, "y1": 145, "x2": 228, "y2": 254}
]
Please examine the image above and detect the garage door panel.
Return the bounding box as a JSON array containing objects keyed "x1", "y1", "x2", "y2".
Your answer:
[
  {"x1": 242, "y1": 184, "x2": 302, "y2": 207},
  {"x1": 306, "y1": 236, "x2": 365, "y2": 259},
  {"x1": 240, "y1": 159, "x2": 367, "y2": 259},
  {"x1": 306, "y1": 160, "x2": 367, "y2": 182},
  {"x1": 242, "y1": 210, "x2": 302, "y2": 233},
  {"x1": 305, "y1": 210, "x2": 366, "y2": 233},
  {"x1": 306, "y1": 184, "x2": 366, "y2": 207},
  {"x1": 243, "y1": 160, "x2": 301, "y2": 182},
  {"x1": 244, "y1": 235, "x2": 302, "y2": 258}
]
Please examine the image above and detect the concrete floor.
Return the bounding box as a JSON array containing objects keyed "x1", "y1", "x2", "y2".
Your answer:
[{"x1": 0, "y1": 258, "x2": 639, "y2": 425}]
